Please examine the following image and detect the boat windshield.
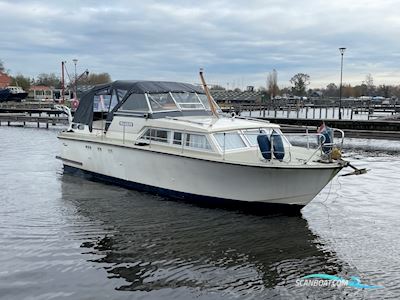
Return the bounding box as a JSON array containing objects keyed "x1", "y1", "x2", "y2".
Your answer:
[
  {"x1": 147, "y1": 93, "x2": 178, "y2": 112},
  {"x1": 145, "y1": 92, "x2": 218, "y2": 113},
  {"x1": 171, "y1": 92, "x2": 208, "y2": 110}
]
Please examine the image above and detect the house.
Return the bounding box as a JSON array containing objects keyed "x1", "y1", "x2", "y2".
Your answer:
[
  {"x1": 29, "y1": 85, "x2": 54, "y2": 101},
  {"x1": 0, "y1": 71, "x2": 11, "y2": 88}
]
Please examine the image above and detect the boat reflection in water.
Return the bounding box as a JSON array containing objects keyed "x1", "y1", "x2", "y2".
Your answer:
[{"x1": 61, "y1": 175, "x2": 348, "y2": 299}]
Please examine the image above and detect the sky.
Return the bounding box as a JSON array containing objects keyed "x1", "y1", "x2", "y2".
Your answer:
[{"x1": 1, "y1": 0, "x2": 400, "y2": 89}]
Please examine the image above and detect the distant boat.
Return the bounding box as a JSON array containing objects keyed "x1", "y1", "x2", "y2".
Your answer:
[{"x1": 0, "y1": 86, "x2": 28, "y2": 102}]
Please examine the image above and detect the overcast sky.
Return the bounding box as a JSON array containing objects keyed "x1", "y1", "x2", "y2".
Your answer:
[{"x1": 1, "y1": 0, "x2": 399, "y2": 89}]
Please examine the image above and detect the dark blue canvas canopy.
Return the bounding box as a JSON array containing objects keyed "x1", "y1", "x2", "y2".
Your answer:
[{"x1": 73, "y1": 80, "x2": 205, "y2": 128}]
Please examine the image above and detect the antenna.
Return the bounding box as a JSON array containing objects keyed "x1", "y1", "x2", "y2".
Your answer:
[{"x1": 199, "y1": 68, "x2": 219, "y2": 118}]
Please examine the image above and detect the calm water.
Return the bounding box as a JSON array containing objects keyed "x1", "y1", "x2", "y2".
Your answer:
[{"x1": 1, "y1": 126, "x2": 400, "y2": 299}]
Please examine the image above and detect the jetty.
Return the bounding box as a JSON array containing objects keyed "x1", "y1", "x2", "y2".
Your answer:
[{"x1": 0, "y1": 102, "x2": 69, "y2": 128}]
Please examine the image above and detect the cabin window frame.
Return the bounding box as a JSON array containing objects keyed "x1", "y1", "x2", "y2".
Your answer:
[
  {"x1": 138, "y1": 127, "x2": 215, "y2": 153},
  {"x1": 212, "y1": 130, "x2": 249, "y2": 153}
]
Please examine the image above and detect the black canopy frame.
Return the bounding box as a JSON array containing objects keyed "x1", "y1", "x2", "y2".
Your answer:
[{"x1": 73, "y1": 80, "x2": 207, "y2": 130}]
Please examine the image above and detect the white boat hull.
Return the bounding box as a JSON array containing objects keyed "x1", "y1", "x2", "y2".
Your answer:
[{"x1": 59, "y1": 138, "x2": 342, "y2": 207}]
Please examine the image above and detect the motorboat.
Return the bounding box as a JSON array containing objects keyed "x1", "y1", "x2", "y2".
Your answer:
[
  {"x1": 0, "y1": 86, "x2": 28, "y2": 102},
  {"x1": 57, "y1": 77, "x2": 351, "y2": 209}
]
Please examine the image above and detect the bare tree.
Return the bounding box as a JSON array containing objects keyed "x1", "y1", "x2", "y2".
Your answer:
[
  {"x1": 79, "y1": 73, "x2": 112, "y2": 85},
  {"x1": 290, "y1": 73, "x2": 310, "y2": 96},
  {"x1": 36, "y1": 73, "x2": 62, "y2": 88},
  {"x1": 324, "y1": 83, "x2": 338, "y2": 98},
  {"x1": 11, "y1": 74, "x2": 31, "y2": 90},
  {"x1": 0, "y1": 60, "x2": 4, "y2": 72},
  {"x1": 267, "y1": 69, "x2": 279, "y2": 99},
  {"x1": 365, "y1": 73, "x2": 375, "y2": 96}
]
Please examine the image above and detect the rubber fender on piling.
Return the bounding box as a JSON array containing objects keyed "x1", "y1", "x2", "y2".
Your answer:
[
  {"x1": 257, "y1": 134, "x2": 271, "y2": 160},
  {"x1": 271, "y1": 130, "x2": 285, "y2": 161}
]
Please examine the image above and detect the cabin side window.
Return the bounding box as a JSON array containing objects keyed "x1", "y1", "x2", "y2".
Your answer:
[
  {"x1": 242, "y1": 129, "x2": 270, "y2": 146},
  {"x1": 214, "y1": 132, "x2": 247, "y2": 151},
  {"x1": 142, "y1": 128, "x2": 171, "y2": 143},
  {"x1": 173, "y1": 132, "x2": 182, "y2": 145},
  {"x1": 185, "y1": 133, "x2": 212, "y2": 150},
  {"x1": 139, "y1": 128, "x2": 212, "y2": 151}
]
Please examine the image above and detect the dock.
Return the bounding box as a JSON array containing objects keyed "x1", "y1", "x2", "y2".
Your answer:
[
  {"x1": 0, "y1": 113, "x2": 69, "y2": 128},
  {"x1": 0, "y1": 101, "x2": 70, "y2": 128}
]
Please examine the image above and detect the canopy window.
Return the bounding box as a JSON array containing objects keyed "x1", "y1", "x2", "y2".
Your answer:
[
  {"x1": 171, "y1": 92, "x2": 205, "y2": 110},
  {"x1": 93, "y1": 89, "x2": 112, "y2": 112},
  {"x1": 118, "y1": 94, "x2": 149, "y2": 112},
  {"x1": 147, "y1": 93, "x2": 178, "y2": 112}
]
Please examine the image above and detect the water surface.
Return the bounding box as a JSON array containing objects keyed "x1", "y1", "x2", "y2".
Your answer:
[{"x1": 0, "y1": 126, "x2": 399, "y2": 299}]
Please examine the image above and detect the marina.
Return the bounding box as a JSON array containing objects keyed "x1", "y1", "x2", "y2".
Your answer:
[
  {"x1": 0, "y1": 125, "x2": 399, "y2": 299},
  {"x1": 2, "y1": 0, "x2": 400, "y2": 298}
]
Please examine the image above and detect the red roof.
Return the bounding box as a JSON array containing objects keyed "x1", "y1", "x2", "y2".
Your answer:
[{"x1": 30, "y1": 85, "x2": 52, "y2": 91}]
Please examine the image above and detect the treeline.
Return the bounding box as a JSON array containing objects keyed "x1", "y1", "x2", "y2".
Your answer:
[
  {"x1": 0, "y1": 59, "x2": 111, "y2": 91},
  {"x1": 212, "y1": 71, "x2": 400, "y2": 99}
]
